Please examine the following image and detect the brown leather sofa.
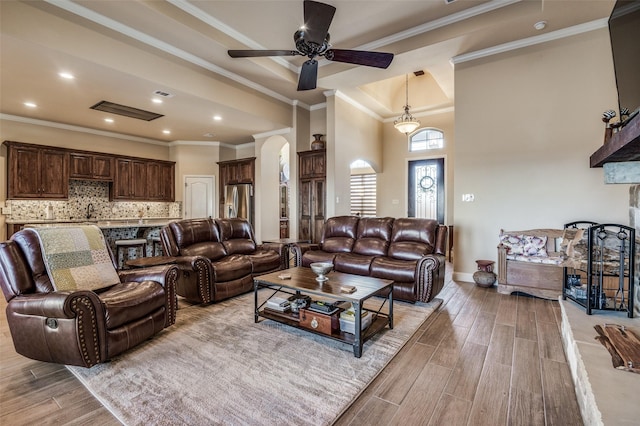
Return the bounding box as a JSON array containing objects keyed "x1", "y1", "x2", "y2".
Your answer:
[
  {"x1": 160, "y1": 218, "x2": 286, "y2": 304},
  {"x1": 291, "y1": 216, "x2": 448, "y2": 303},
  {"x1": 0, "y1": 228, "x2": 178, "y2": 368}
]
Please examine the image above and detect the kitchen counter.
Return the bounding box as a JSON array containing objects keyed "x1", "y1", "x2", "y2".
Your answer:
[
  {"x1": 15, "y1": 217, "x2": 182, "y2": 258},
  {"x1": 15, "y1": 217, "x2": 181, "y2": 229}
]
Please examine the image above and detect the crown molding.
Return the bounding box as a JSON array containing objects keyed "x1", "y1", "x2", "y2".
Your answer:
[
  {"x1": 451, "y1": 18, "x2": 608, "y2": 64},
  {"x1": 310, "y1": 103, "x2": 327, "y2": 111},
  {"x1": 44, "y1": 0, "x2": 523, "y2": 107},
  {"x1": 179, "y1": 140, "x2": 254, "y2": 150},
  {"x1": 293, "y1": 101, "x2": 312, "y2": 111},
  {"x1": 1, "y1": 114, "x2": 167, "y2": 145},
  {"x1": 315, "y1": 0, "x2": 522, "y2": 68},
  {"x1": 44, "y1": 0, "x2": 295, "y2": 106},
  {"x1": 358, "y1": 0, "x2": 522, "y2": 52},
  {"x1": 252, "y1": 127, "x2": 291, "y2": 140},
  {"x1": 325, "y1": 90, "x2": 384, "y2": 122},
  {"x1": 169, "y1": 140, "x2": 221, "y2": 147},
  {"x1": 167, "y1": 0, "x2": 297, "y2": 73},
  {"x1": 232, "y1": 142, "x2": 256, "y2": 150}
]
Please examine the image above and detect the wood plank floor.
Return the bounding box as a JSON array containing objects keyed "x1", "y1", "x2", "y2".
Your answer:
[{"x1": 0, "y1": 265, "x2": 583, "y2": 425}]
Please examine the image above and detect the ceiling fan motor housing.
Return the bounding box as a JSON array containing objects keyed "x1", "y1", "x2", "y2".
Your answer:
[{"x1": 294, "y1": 30, "x2": 330, "y2": 57}]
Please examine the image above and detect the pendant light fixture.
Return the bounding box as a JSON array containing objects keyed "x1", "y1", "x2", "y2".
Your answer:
[{"x1": 394, "y1": 74, "x2": 420, "y2": 135}]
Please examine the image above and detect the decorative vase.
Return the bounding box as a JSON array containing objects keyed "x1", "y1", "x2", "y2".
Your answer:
[
  {"x1": 310, "y1": 134, "x2": 325, "y2": 150},
  {"x1": 473, "y1": 271, "x2": 497, "y2": 288},
  {"x1": 473, "y1": 260, "x2": 496, "y2": 288}
]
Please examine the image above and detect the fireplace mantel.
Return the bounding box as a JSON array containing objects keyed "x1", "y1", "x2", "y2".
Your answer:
[{"x1": 590, "y1": 113, "x2": 640, "y2": 167}]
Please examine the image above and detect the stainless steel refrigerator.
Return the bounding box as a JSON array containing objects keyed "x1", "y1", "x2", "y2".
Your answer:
[{"x1": 223, "y1": 184, "x2": 253, "y2": 225}]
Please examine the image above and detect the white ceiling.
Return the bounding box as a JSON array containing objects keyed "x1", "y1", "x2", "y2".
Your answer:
[{"x1": 0, "y1": 0, "x2": 615, "y2": 145}]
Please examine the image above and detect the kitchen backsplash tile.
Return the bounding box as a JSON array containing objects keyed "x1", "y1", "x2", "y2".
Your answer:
[{"x1": 5, "y1": 180, "x2": 182, "y2": 221}]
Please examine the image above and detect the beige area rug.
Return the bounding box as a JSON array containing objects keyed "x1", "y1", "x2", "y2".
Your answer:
[{"x1": 68, "y1": 291, "x2": 441, "y2": 426}]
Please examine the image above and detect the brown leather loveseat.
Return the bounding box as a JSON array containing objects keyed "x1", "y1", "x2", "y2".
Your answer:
[
  {"x1": 0, "y1": 227, "x2": 178, "y2": 368},
  {"x1": 291, "y1": 216, "x2": 448, "y2": 303},
  {"x1": 160, "y1": 218, "x2": 286, "y2": 304}
]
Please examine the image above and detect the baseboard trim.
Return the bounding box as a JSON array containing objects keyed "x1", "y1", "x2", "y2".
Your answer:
[{"x1": 453, "y1": 272, "x2": 474, "y2": 283}]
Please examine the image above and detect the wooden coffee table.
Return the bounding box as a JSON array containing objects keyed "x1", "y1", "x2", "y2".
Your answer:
[{"x1": 253, "y1": 267, "x2": 393, "y2": 358}]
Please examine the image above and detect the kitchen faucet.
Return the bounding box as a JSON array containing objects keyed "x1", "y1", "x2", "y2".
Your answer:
[{"x1": 86, "y1": 203, "x2": 95, "y2": 219}]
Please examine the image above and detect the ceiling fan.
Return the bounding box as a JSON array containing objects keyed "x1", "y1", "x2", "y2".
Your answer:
[{"x1": 228, "y1": 0, "x2": 394, "y2": 91}]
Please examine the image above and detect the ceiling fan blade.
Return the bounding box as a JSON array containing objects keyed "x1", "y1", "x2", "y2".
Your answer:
[
  {"x1": 228, "y1": 50, "x2": 299, "y2": 58},
  {"x1": 297, "y1": 60, "x2": 318, "y2": 91},
  {"x1": 326, "y1": 49, "x2": 394, "y2": 69},
  {"x1": 304, "y1": 0, "x2": 336, "y2": 46}
]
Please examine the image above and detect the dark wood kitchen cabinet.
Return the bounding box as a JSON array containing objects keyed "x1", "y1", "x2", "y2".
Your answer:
[
  {"x1": 112, "y1": 158, "x2": 174, "y2": 201},
  {"x1": 218, "y1": 158, "x2": 255, "y2": 185},
  {"x1": 112, "y1": 158, "x2": 148, "y2": 200},
  {"x1": 5, "y1": 141, "x2": 69, "y2": 199},
  {"x1": 69, "y1": 152, "x2": 114, "y2": 181},
  {"x1": 5, "y1": 141, "x2": 175, "y2": 202},
  {"x1": 147, "y1": 161, "x2": 175, "y2": 201},
  {"x1": 217, "y1": 158, "x2": 255, "y2": 217}
]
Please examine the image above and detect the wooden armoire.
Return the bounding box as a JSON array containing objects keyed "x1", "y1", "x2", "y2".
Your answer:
[{"x1": 298, "y1": 149, "x2": 325, "y2": 243}]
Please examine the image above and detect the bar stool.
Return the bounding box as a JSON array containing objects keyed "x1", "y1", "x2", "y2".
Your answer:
[
  {"x1": 150, "y1": 236, "x2": 163, "y2": 256},
  {"x1": 115, "y1": 238, "x2": 147, "y2": 269}
]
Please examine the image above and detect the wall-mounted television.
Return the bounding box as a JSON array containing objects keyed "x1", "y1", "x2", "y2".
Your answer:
[{"x1": 608, "y1": 0, "x2": 640, "y2": 126}]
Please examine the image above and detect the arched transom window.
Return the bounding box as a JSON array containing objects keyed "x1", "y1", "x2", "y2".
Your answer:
[{"x1": 410, "y1": 128, "x2": 444, "y2": 151}]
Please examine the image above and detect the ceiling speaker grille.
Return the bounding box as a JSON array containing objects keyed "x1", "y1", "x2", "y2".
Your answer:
[{"x1": 90, "y1": 100, "x2": 164, "y2": 121}]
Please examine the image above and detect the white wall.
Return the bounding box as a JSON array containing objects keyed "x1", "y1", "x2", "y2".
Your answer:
[
  {"x1": 169, "y1": 142, "x2": 220, "y2": 205},
  {"x1": 255, "y1": 134, "x2": 289, "y2": 242},
  {"x1": 453, "y1": 28, "x2": 630, "y2": 279},
  {"x1": 329, "y1": 92, "x2": 384, "y2": 217}
]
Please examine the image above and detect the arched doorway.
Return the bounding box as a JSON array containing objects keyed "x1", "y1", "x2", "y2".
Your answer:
[{"x1": 258, "y1": 135, "x2": 289, "y2": 241}]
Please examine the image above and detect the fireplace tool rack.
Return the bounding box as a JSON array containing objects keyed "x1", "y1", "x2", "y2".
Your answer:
[{"x1": 563, "y1": 222, "x2": 635, "y2": 318}]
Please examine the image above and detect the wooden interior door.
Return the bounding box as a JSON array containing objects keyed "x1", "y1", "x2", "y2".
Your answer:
[{"x1": 184, "y1": 175, "x2": 215, "y2": 219}]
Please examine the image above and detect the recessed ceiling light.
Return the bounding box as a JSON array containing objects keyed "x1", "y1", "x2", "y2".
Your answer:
[
  {"x1": 213, "y1": 115, "x2": 222, "y2": 121},
  {"x1": 534, "y1": 20, "x2": 547, "y2": 30},
  {"x1": 152, "y1": 98, "x2": 163, "y2": 104},
  {"x1": 24, "y1": 102, "x2": 37, "y2": 108},
  {"x1": 162, "y1": 130, "x2": 171, "y2": 134},
  {"x1": 104, "y1": 118, "x2": 114, "y2": 123},
  {"x1": 58, "y1": 72, "x2": 75, "y2": 80}
]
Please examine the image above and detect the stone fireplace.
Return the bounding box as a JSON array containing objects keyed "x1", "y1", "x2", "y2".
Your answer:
[{"x1": 559, "y1": 183, "x2": 640, "y2": 426}]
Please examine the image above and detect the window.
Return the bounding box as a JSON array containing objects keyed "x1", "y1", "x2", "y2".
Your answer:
[
  {"x1": 350, "y1": 160, "x2": 376, "y2": 217},
  {"x1": 410, "y1": 128, "x2": 444, "y2": 151}
]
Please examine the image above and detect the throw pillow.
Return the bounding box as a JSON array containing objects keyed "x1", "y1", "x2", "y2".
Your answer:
[
  {"x1": 522, "y1": 235, "x2": 548, "y2": 257},
  {"x1": 499, "y1": 232, "x2": 525, "y2": 255}
]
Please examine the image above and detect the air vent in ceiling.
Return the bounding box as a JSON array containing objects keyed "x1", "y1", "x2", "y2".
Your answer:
[
  {"x1": 153, "y1": 90, "x2": 174, "y2": 98},
  {"x1": 90, "y1": 100, "x2": 164, "y2": 121},
  {"x1": 413, "y1": 70, "x2": 425, "y2": 76}
]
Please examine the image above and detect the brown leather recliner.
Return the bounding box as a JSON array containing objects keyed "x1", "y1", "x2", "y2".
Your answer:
[
  {"x1": 160, "y1": 218, "x2": 286, "y2": 304},
  {"x1": 292, "y1": 216, "x2": 448, "y2": 303},
  {"x1": 0, "y1": 228, "x2": 178, "y2": 368}
]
